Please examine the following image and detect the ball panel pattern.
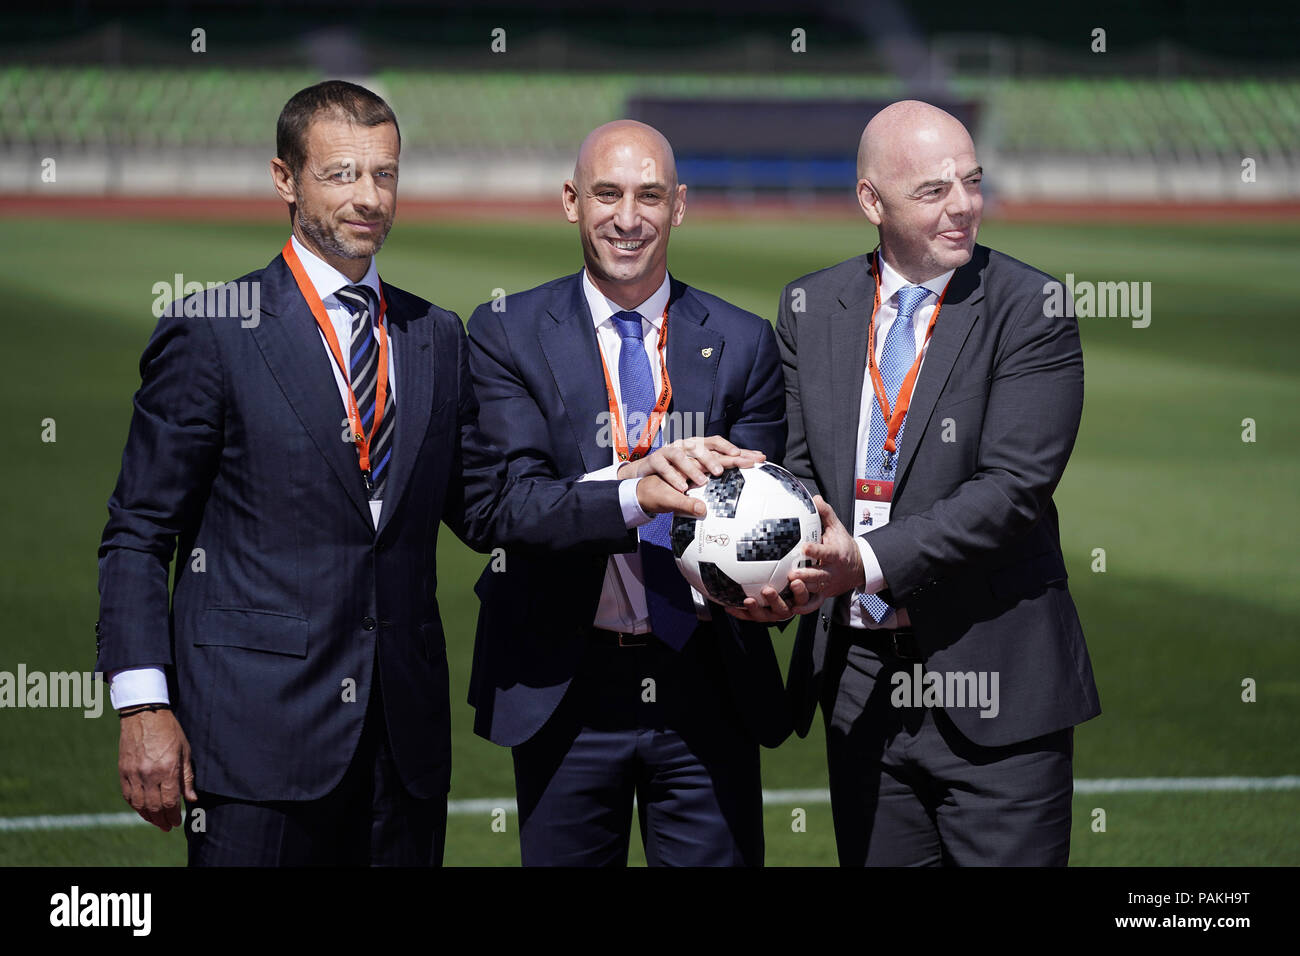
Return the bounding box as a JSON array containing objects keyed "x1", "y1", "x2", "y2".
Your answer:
[
  {"x1": 760, "y1": 463, "x2": 815, "y2": 514},
  {"x1": 699, "y1": 561, "x2": 749, "y2": 607},
  {"x1": 736, "y1": 517, "x2": 802, "y2": 562},
  {"x1": 701, "y1": 467, "x2": 745, "y2": 519},
  {"x1": 670, "y1": 515, "x2": 698, "y2": 558}
]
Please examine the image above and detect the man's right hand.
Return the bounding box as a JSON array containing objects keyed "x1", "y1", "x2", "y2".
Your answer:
[
  {"x1": 118, "y1": 708, "x2": 198, "y2": 832},
  {"x1": 636, "y1": 473, "x2": 709, "y2": 517}
]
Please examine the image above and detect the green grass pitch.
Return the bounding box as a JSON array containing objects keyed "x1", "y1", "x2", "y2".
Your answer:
[{"x1": 0, "y1": 213, "x2": 1296, "y2": 865}]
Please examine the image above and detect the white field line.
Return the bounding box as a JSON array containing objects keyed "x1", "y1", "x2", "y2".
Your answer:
[{"x1": 2, "y1": 776, "x2": 1297, "y2": 832}]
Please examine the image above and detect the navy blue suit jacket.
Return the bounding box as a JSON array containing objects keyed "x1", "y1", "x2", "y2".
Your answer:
[
  {"x1": 464, "y1": 272, "x2": 793, "y2": 750},
  {"x1": 95, "y1": 252, "x2": 616, "y2": 802}
]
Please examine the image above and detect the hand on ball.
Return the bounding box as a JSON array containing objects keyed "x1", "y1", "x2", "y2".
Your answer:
[{"x1": 618, "y1": 435, "x2": 764, "y2": 492}]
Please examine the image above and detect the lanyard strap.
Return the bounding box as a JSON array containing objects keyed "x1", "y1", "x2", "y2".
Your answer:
[
  {"x1": 867, "y1": 249, "x2": 952, "y2": 455},
  {"x1": 282, "y1": 239, "x2": 390, "y2": 476},
  {"x1": 597, "y1": 306, "x2": 673, "y2": 462}
]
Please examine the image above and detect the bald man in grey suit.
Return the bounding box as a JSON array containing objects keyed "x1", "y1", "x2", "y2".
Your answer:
[{"x1": 732, "y1": 101, "x2": 1100, "y2": 866}]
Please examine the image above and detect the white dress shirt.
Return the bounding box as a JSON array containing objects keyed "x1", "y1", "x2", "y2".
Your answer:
[
  {"x1": 292, "y1": 233, "x2": 395, "y2": 531},
  {"x1": 109, "y1": 237, "x2": 394, "y2": 709},
  {"x1": 843, "y1": 252, "x2": 955, "y2": 630},
  {"x1": 576, "y1": 269, "x2": 710, "y2": 635}
]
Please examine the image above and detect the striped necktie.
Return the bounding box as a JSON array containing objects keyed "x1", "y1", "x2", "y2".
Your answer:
[{"x1": 336, "y1": 284, "x2": 395, "y2": 500}]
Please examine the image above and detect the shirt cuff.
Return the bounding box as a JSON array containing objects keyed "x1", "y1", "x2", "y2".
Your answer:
[
  {"x1": 578, "y1": 463, "x2": 623, "y2": 483},
  {"x1": 855, "y1": 535, "x2": 888, "y2": 596},
  {"x1": 618, "y1": 477, "x2": 652, "y2": 528},
  {"x1": 578, "y1": 463, "x2": 652, "y2": 529},
  {"x1": 108, "y1": 667, "x2": 170, "y2": 710}
]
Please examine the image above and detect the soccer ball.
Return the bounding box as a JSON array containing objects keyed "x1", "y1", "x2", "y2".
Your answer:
[{"x1": 670, "y1": 463, "x2": 822, "y2": 608}]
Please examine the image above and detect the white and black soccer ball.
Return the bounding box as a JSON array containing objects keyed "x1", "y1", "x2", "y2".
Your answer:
[{"x1": 671, "y1": 462, "x2": 822, "y2": 608}]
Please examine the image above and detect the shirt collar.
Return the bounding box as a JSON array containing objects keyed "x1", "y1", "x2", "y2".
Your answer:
[
  {"x1": 290, "y1": 234, "x2": 381, "y2": 304},
  {"x1": 876, "y1": 249, "x2": 953, "y2": 307},
  {"x1": 582, "y1": 269, "x2": 671, "y2": 332}
]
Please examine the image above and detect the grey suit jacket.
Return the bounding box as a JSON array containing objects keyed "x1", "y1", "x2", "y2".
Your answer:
[{"x1": 781, "y1": 244, "x2": 1100, "y2": 747}]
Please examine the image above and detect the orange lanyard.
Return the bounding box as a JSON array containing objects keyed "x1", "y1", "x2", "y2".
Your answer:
[
  {"x1": 282, "y1": 239, "x2": 390, "y2": 484},
  {"x1": 597, "y1": 307, "x2": 673, "y2": 462},
  {"x1": 867, "y1": 249, "x2": 952, "y2": 457}
]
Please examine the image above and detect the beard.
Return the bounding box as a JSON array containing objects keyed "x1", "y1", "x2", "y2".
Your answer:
[{"x1": 293, "y1": 192, "x2": 392, "y2": 264}]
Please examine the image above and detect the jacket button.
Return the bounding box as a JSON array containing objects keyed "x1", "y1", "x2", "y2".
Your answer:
[{"x1": 362, "y1": 617, "x2": 376, "y2": 631}]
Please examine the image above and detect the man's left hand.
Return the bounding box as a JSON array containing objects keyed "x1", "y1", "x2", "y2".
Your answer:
[
  {"x1": 617, "y1": 436, "x2": 764, "y2": 490},
  {"x1": 789, "y1": 495, "x2": 865, "y2": 600}
]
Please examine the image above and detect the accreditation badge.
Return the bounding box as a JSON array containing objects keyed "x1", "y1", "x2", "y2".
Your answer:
[{"x1": 854, "y1": 477, "x2": 894, "y2": 532}]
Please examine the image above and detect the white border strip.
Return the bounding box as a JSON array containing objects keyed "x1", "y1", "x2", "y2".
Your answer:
[
  {"x1": 2, "y1": 776, "x2": 1297, "y2": 832},
  {"x1": 1072, "y1": 775, "x2": 1300, "y2": 794}
]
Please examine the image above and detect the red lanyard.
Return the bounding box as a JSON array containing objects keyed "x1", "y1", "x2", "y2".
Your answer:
[
  {"x1": 597, "y1": 307, "x2": 673, "y2": 462},
  {"x1": 867, "y1": 249, "x2": 952, "y2": 456},
  {"x1": 282, "y1": 239, "x2": 390, "y2": 482}
]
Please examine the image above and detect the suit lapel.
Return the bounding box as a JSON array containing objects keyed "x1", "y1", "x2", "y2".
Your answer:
[
  {"x1": 249, "y1": 255, "x2": 373, "y2": 529},
  {"x1": 827, "y1": 256, "x2": 874, "y2": 520},
  {"x1": 538, "y1": 275, "x2": 612, "y2": 474},
  {"x1": 374, "y1": 293, "x2": 436, "y2": 539},
  {"x1": 892, "y1": 255, "x2": 985, "y2": 491},
  {"x1": 664, "y1": 278, "x2": 721, "y2": 427}
]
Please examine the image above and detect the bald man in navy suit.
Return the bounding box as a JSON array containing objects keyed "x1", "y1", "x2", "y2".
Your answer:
[{"x1": 465, "y1": 121, "x2": 791, "y2": 866}]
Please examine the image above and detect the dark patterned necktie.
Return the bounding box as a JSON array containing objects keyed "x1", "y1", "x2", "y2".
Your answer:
[{"x1": 336, "y1": 284, "x2": 395, "y2": 500}]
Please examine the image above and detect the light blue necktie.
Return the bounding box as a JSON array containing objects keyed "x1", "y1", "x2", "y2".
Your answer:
[
  {"x1": 610, "y1": 311, "x2": 698, "y2": 650},
  {"x1": 858, "y1": 284, "x2": 931, "y2": 624}
]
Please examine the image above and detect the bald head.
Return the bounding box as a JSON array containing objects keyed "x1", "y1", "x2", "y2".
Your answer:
[
  {"x1": 563, "y1": 119, "x2": 687, "y2": 310},
  {"x1": 573, "y1": 119, "x2": 678, "y2": 192},
  {"x1": 857, "y1": 100, "x2": 973, "y2": 183},
  {"x1": 853, "y1": 100, "x2": 983, "y2": 284}
]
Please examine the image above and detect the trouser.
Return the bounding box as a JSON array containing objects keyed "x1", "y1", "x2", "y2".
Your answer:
[
  {"x1": 185, "y1": 662, "x2": 447, "y2": 866},
  {"x1": 512, "y1": 629, "x2": 764, "y2": 866},
  {"x1": 823, "y1": 628, "x2": 1074, "y2": 866}
]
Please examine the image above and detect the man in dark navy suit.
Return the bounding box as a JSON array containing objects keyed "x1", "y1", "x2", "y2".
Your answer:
[
  {"x1": 465, "y1": 120, "x2": 792, "y2": 866},
  {"x1": 94, "y1": 81, "x2": 642, "y2": 866}
]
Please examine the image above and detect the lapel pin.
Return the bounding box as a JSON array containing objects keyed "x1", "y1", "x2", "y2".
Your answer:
[{"x1": 700, "y1": 347, "x2": 713, "y2": 358}]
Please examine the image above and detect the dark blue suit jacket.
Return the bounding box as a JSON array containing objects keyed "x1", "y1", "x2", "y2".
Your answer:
[
  {"x1": 95, "y1": 253, "x2": 616, "y2": 802},
  {"x1": 464, "y1": 272, "x2": 793, "y2": 750}
]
